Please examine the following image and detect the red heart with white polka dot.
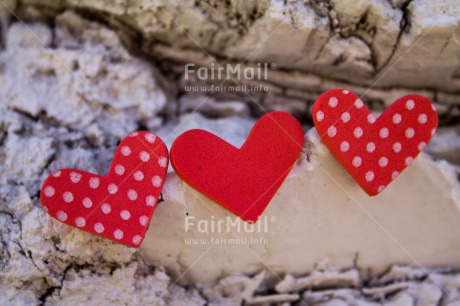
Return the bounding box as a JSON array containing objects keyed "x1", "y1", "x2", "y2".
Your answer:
[
  {"x1": 40, "y1": 132, "x2": 168, "y2": 248},
  {"x1": 312, "y1": 89, "x2": 438, "y2": 196}
]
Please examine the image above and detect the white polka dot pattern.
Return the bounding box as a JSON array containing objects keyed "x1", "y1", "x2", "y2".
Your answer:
[
  {"x1": 115, "y1": 164, "x2": 125, "y2": 175},
  {"x1": 406, "y1": 100, "x2": 415, "y2": 110},
  {"x1": 352, "y1": 156, "x2": 362, "y2": 168},
  {"x1": 127, "y1": 189, "x2": 138, "y2": 201},
  {"x1": 101, "y1": 203, "x2": 111, "y2": 214},
  {"x1": 120, "y1": 210, "x2": 131, "y2": 220},
  {"x1": 121, "y1": 146, "x2": 131, "y2": 156},
  {"x1": 379, "y1": 128, "x2": 389, "y2": 139},
  {"x1": 158, "y1": 157, "x2": 168, "y2": 168},
  {"x1": 365, "y1": 171, "x2": 374, "y2": 182},
  {"x1": 367, "y1": 114, "x2": 376, "y2": 124},
  {"x1": 146, "y1": 196, "x2": 156, "y2": 207},
  {"x1": 94, "y1": 223, "x2": 104, "y2": 233},
  {"x1": 405, "y1": 128, "x2": 415, "y2": 139},
  {"x1": 340, "y1": 141, "x2": 350, "y2": 152},
  {"x1": 70, "y1": 172, "x2": 82, "y2": 183},
  {"x1": 56, "y1": 211, "x2": 67, "y2": 222},
  {"x1": 353, "y1": 127, "x2": 363, "y2": 138},
  {"x1": 82, "y1": 197, "x2": 93, "y2": 208},
  {"x1": 366, "y1": 142, "x2": 375, "y2": 153},
  {"x1": 328, "y1": 97, "x2": 338, "y2": 108},
  {"x1": 43, "y1": 186, "x2": 55, "y2": 197},
  {"x1": 139, "y1": 151, "x2": 150, "y2": 162},
  {"x1": 89, "y1": 177, "x2": 100, "y2": 189},
  {"x1": 418, "y1": 142, "x2": 426, "y2": 151},
  {"x1": 132, "y1": 235, "x2": 142, "y2": 245},
  {"x1": 133, "y1": 171, "x2": 144, "y2": 181},
  {"x1": 316, "y1": 111, "x2": 324, "y2": 122},
  {"x1": 107, "y1": 184, "x2": 118, "y2": 194},
  {"x1": 40, "y1": 131, "x2": 168, "y2": 248},
  {"x1": 114, "y1": 229, "x2": 124, "y2": 240},
  {"x1": 327, "y1": 126, "x2": 337, "y2": 137},
  {"x1": 145, "y1": 134, "x2": 156, "y2": 143},
  {"x1": 418, "y1": 114, "x2": 427, "y2": 124},
  {"x1": 341, "y1": 112, "x2": 351, "y2": 123},
  {"x1": 378, "y1": 157, "x2": 388, "y2": 168},
  {"x1": 63, "y1": 191, "x2": 74, "y2": 203},
  {"x1": 152, "y1": 176, "x2": 162, "y2": 188},
  {"x1": 75, "y1": 217, "x2": 86, "y2": 228},
  {"x1": 313, "y1": 89, "x2": 438, "y2": 196},
  {"x1": 139, "y1": 216, "x2": 149, "y2": 226}
]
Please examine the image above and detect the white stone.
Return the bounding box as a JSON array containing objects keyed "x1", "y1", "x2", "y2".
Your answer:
[
  {"x1": 426, "y1": 125, "x2": 460, "y2": 165},
  {"x1": 0, "y1": 13, "x2": 166, "y2": 139},
  {"x1": 142, "y1": 128, "x2": 460, "y2": 285},
  {"x1": 5, "y1": 0, "x2": 458, "y2": 116}
]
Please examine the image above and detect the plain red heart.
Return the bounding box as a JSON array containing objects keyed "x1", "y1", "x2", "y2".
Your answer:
[
  {"x1": 40, "y1": 132, "x2": 168, "y2": 248},
  {"x1": 170, "y1": 111, "x2": 304, "y2": 222},
  {"x1": 312, "y1": 89, "x2": 438, "y2": 196}
]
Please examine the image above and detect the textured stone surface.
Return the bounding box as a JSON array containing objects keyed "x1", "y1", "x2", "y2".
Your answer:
[
  {"x1": 426, "y1": 124, "x2": 460, "y2": 165},
  {"x1": 200, "y1": 265, "x2": 460, "y2": 306},
  {"x1": 0, "y1": 1, "x2": 459, "y2": 305},
  {"x1": 1, "y1": 0, "x2": 459, "y2": 121},
  {"x1": 1, "y1": 11, "x2": 166, "y2": 139},
  {"x1": 14, "y1": 0, "x2": 460, "y2": 91}
]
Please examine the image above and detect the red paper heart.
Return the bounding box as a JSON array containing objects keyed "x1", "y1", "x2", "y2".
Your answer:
[
  {"x1": 170, "y1": 111, "x2": 304, "y2": 222},
  {"x1": 40, "y1": 132, "x2": 168, "y2": 248},
  {"x1": 312, "y1": 89, "x2": 438, "y2": 196}
]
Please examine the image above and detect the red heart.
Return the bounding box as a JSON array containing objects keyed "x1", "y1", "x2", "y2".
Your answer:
[
  {"x1": 40, "y1": 132, "x2": 168, "y2": 248},
  {"x1": 170, "y1": 111, "x2": 304, "y2": 222},
  {"x1": 312, "y1": 89, "x2": 438, "y2": 196}
]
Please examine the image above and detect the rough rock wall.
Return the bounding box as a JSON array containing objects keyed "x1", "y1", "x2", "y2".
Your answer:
[
  {"x1": 14, "y1": 0, "x2": 460, "y2": 89},
  {"x1": 7, "y1": 0, "x2": 460, "y2": 123},
  {"x1": 0, "y1": 0, "x2": 459, "y2": 305}
]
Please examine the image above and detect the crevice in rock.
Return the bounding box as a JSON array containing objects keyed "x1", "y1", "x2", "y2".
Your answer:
[
  {"x1": 8, "y1": 107, "x2": 43, "y2": 123},
  {"x1": 38, "y1": 281, "x2": 59, "y2": 306},
  {"x1": 376, "y1": 0, "x2": 414, "y2": 74},
  {"x1": 40, "y1": 150, "x2": 56, "y2": 174},
  {"x1": 0, "y1": 209, "x2": 15, "y2": 220},
  {"x1": 38, "y1": 262, "x2": 75, "y2": 304},
  {"x1": 306, "y1": 1, "x2": 378, "y2": 71}
]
